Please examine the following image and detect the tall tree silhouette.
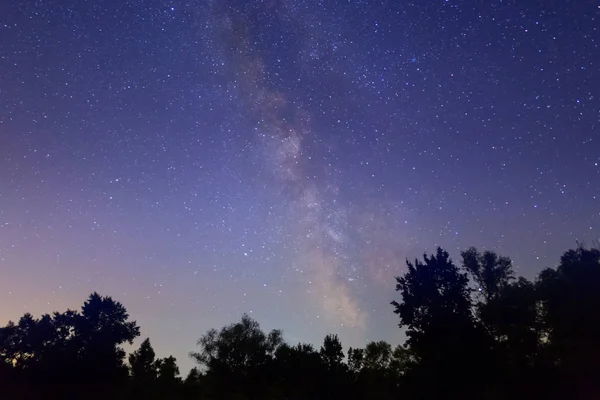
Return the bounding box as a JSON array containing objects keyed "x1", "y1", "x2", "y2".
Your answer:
[
  {"x1": 129, "y1": 338, "x2": 158, "y2": 382},
  {"x1": 461, "y1": 248, "x2": 541, "y2": 398},
  {"x1": 155, "y1": 355, "x2": 182, "y2": 398},
  {"x1": 391, "y1": 247, "x2": 489, "y2": 399},
  {"x1": 129, "y1": 338, "x2": 159, "y2": 398},
  {"x1": 319, "y1": 334, "x2": 350, "y2": 399},
  {"x1": 347, "y1": 346, "x2": 364, "y2": 373},
  {"x1": 391, "y1": 248, "x2": 473, "y2": 349},
  {"x1": 182, "y1": 367, "x2": 206, "y2": 398},
  {"x1": 461, "y1": 249, "x2": 540, "y2": 365},
  {"x1": 537, "y1": 246, "x2": 600, "y2": 398},
  {"x1": 74, "y1": 292, "x2": 140, "y2": 398},
  {"x1": 156, "y1": 355, "x2": 180, "y2": 382},
  {"x1": 320, "y1": 334, "x2": 344, "y2": 370}
]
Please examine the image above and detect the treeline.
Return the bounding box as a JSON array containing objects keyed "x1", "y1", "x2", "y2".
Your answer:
[{"x1": 1, "y1": 245, "x2": 599, "y2": 399}]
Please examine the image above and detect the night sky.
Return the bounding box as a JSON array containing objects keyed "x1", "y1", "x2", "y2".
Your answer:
[{"x1": 1, "y1": 0, "x2": 599, "y2": 373}]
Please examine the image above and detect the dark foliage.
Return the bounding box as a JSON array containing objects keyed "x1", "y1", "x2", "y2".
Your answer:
[
  {"x1": 1, "y1": 245, "x2": 599, "y2": 399},
  {"x1": 0, "y1": 292, "x2": 139, "y2": 399},
  {"x1": 391, "y1": 247, "x2": 492, "y2": 399}
]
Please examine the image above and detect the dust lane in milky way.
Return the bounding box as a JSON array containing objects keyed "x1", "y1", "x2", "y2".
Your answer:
[{"x1": 213, "y1": 1, "x2": 372, "y2": 329}]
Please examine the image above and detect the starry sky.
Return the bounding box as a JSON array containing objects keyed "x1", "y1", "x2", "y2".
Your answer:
[{"x1": 1, "y1": 0, "x2": 599, "y2": 373}]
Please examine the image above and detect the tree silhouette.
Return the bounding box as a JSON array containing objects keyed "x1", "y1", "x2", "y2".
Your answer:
[
  {"x1": 320, "y1": 333, "x2": 344, "y2": 369},
  {"x1": 156, "y1": 355, "x2": 180, "y2": 382},
  {"x1": 74, "y1": 292, "x2": 140, "y2": 398},
  {"x1": 154, "y1": 355, "x2": 182, "y2": 398},
  {"x1": 190, "y1": 314, "x2": 282, "y2": 374},
  {"x1": 347, "y1": 341, "x2": 405, "y2": 400},
  {"x1": 319, "y1": 334, "x2": 350, "y2": 399},
  {"x1": 273, "y1": 343, "x2": 324, "y2": 399},
  {"x1": 391, "y1": 247, "x2": 491, "y2": 399},
  {"x1": 181, "y1": 367, "x2": 207, "y2": 398},
  {"x1": 391, "y1": 248, "x2": 473, "y2": 348},
  {"x1": 129, "y1": 338, "x2": 159, "y2": 398},
  {"x1": 1, "y1": 244, "x2": 599, "y2": 400},
  {"x1": 537, "y1": 245, "x2": 600, "y2": 398},
  {"x1": 362, "y1": 341, "x2": 392, "y2": 370},
  {"x1": 129, "y1": 338, "x2": 158, "y2": 381},
  {"x1": 190, "y1": 313, "x2": 283, "y2": 399},
  {"x1": 460, "y1": 248, "x2": 541, "y2": 398},
  {"x1": 184, "y1": 366, "x2": 202, "y2": 385},
  {"x1": 0, "y1": 292, "x2": 140, "y2": 399},
  {"x1": 388, "y1": 344, "x2": 413, "y2": 378},
  {"x1": 461, "y1": 246, "x2": 515, "y2": 303},
  {"x1": 347, "y1": 346, "x2": 364, "y2": 373}
]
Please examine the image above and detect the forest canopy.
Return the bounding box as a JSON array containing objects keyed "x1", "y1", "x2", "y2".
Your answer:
[{"x1": 1, "y1": 245, "x2": 599, "y2": 400}]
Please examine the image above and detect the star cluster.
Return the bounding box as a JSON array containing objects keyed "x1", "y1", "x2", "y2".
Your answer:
[{"x1": 1, "y1": 0, "x2": 598, "y2": 373}]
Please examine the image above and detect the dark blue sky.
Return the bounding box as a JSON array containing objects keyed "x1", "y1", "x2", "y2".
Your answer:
[{"x1": 1, "y1": 0, "x2": 598, "y2": 373}]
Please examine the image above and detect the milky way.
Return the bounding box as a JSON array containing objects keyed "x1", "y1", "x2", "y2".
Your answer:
[{"x1": 1, "y1": 0, "x2": 598, "y2": 373}]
